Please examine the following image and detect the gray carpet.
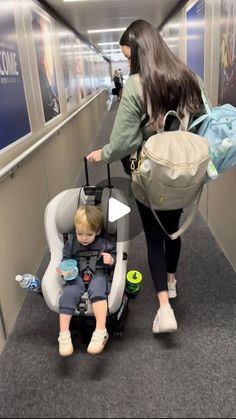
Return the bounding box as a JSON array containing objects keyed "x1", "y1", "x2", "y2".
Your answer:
[{"x1": 1, "y1": 98, "x2": 236, "y2": 418}]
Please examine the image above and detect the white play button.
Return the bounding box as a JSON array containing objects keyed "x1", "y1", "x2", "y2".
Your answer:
[{"x1": 108, "y1": 197, "x2": 131, "y2": 222}]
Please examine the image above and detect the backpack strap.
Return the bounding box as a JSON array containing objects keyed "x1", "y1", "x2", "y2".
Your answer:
[
  {"x1": 189, "y1": 78, "x2": 212, "y2": 131},
  {"x1": 138, "y1": 176, "x2": 204, "y2": 240},
  {"x1": 200, "y1": 86, "x2": 212, "y2": 114},
  {"x1": 124, "y1": 114, "x2": 150, "y2": 175},
  {"x1": 162, "y1": 110, "x2": 189, "y2": 132}
]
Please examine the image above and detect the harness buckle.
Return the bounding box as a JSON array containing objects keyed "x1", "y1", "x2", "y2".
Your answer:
[
  {"x1": 83, "y1": 272, "x2": 91, "y2": 282},
  {"x1": 82, "y1": 269, "x2": 93, "y2": 283}
]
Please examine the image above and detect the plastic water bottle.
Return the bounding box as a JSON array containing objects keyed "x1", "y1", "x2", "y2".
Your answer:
[
  {"x1": 207, "y1": 138, "x2": 233, "y2": 180},
  {"x1": 207, "y1": 160, "x2": 218, "y2": 180},
  {"x1": 141, "y1": 159, "x2": 151, "y2": 174},
  {"x1": 15, "y1": 274, "x2": 41, "y2": 292},
  {"x1": 209, "y1": 137, "x2": 232, "y2": 158}
]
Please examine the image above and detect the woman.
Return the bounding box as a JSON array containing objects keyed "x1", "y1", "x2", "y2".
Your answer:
[
  {"x1": 87, "y1": 20, "x2": 204, "y2": 334},
  {"x1": 113, "y1": 69, "x2": 122, "y2": 99}
]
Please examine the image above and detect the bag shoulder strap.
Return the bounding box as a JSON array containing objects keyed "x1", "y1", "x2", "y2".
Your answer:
[
  {"x1": 138, "y1": 176, "x2": 204, "y2": 240},
  {"x1": 162, "y1": 110, "x2": 189, "y2": 132},
  {"x1": 150, "y1": 187, "x2": 203, "y2": 240},
  {"x1": 197, "y1": 75, "x2": 212, "y2": 112},
  {"x1": 189, "y1": 76, "x2": 212, "y2": 131}
]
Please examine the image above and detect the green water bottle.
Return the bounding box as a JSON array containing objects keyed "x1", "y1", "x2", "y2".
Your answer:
[{"x1": 125, "y1": 270, "x2": 143, "y2": 298}]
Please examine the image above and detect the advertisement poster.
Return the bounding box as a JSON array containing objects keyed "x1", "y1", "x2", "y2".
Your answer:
[
  {"x1": 0, "y1": 9, "x2": 30, "y2": 151},
  {"x1": 218, "y1": 0, "x2": 236, "y2": 105},
  {"x1": 186, "y1": 0, "x2": 205, "y2": 79},
  {"x1": 59, "y1": 32, "x2": 76, "y2": 111},
  {"x1": 32, "y1": 11, "x2": 60, "y2": 122}
]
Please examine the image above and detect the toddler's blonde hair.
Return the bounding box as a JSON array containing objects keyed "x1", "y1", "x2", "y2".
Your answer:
[{"x1": 74, "y1": 205, "x2": 103, "y2": 233}]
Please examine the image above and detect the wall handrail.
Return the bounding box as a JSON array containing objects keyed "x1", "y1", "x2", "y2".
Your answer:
[{"x1": 0, "y1": 89, "x2": 106, "y2": 181}]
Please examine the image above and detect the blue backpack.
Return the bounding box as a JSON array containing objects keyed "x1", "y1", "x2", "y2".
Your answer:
[{"x1": 189, "y1": 89, "x2": 236, "y2": 181}]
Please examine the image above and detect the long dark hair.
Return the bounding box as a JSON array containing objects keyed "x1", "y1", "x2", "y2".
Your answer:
[{"x1": 120, "y1": 20, "x2": 202, "y2": 129}]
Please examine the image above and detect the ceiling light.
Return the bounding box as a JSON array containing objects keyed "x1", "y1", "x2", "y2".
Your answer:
[
  {"x1": 105, "y1": 54, "x2": 125, "y2": 59},
  {"x1": 102, "y1": 49, "x2": 121, "y2": 53},
  {"x1": 87, "y1": 27, "x2": 126, "y2": 34},
  {"x1": 98, "y1": 42, "x2": 119, "y2": 46}
]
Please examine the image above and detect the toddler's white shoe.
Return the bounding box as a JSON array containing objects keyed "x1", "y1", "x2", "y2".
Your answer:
[
  {"x1": 58, "y1": 331, "x2": 74, "y2": 357},
  {"x1": 87, "y1": 329, "x2": 109, "y2": 355},
  {"x1": 152, "y1": 304, "x2": 177, "y2": 334}
]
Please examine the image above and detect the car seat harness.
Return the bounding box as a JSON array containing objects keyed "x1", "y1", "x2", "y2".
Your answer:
[{"x1": 78, "y1": 249, "x2": 100, "y2": 286}]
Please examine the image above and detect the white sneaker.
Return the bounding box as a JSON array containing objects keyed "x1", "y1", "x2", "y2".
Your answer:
[
  {"x1": 58, "y1": 331, "x2": 74, "y2": 357},
  {"x1": 168, "y1": 278, "x2": 177, "y2": 299},
  {"x1": 152, "y1": 304, "x2": 177, "y2": 334},
  {"x1": 87, "y1": 330, "x2": 109, "y2": 355}
]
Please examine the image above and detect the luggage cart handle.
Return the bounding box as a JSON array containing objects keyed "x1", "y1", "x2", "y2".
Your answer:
[{"x1": 84, "y1": 157, "x2": 112, "y2": 188}]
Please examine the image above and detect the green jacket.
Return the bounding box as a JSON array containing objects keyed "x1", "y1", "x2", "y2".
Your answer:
[{"x1": 101, "y1": 74, "x2": 208, "y2": 164}]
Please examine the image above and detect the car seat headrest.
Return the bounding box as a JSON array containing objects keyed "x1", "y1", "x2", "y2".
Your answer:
[
  {"x1": 100, "y1": 188, "x2": 117, "y2": 236},
  {"x1": 55, "y1": 190, "x2": 78, "y2": 234},
  {"x1": 55, "y1": 187, "x2": 117, "y2": 236}
]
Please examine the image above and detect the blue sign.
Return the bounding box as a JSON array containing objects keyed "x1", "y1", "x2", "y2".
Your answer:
[
  {"x1": 187, "y1": 0, "x2": 205, "y2": 79},
  {"x1": 0, "y1": 10, "x2": 30, "y2": 150}
]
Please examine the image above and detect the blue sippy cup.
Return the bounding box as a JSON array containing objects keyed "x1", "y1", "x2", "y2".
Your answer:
[{"x1": 59, "y1": 259, "x2": 78, "y2": 281}]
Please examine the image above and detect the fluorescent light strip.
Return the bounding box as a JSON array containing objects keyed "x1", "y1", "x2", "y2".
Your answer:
[
  {"x1": 88, "y1": 27, "x2": 126, "y2": 34},
  {"x1": 106, "y1": 56, "x2": 124, "y2": 59},
  {"x1": 98, "y1": 42, "x2": 119, "y2": 46},
  {"x1": 102, "y1": 49, "x2": 121, "y2": 53}
]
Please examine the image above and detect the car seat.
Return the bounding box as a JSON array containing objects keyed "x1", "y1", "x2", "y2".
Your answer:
[{"x1": 41, "y1": 183, "x2": 130, "y2": 337}]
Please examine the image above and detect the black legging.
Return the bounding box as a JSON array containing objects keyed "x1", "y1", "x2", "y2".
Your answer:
[{"x1": 136, "y1": 200, "x2": 183, "y2": 293}]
